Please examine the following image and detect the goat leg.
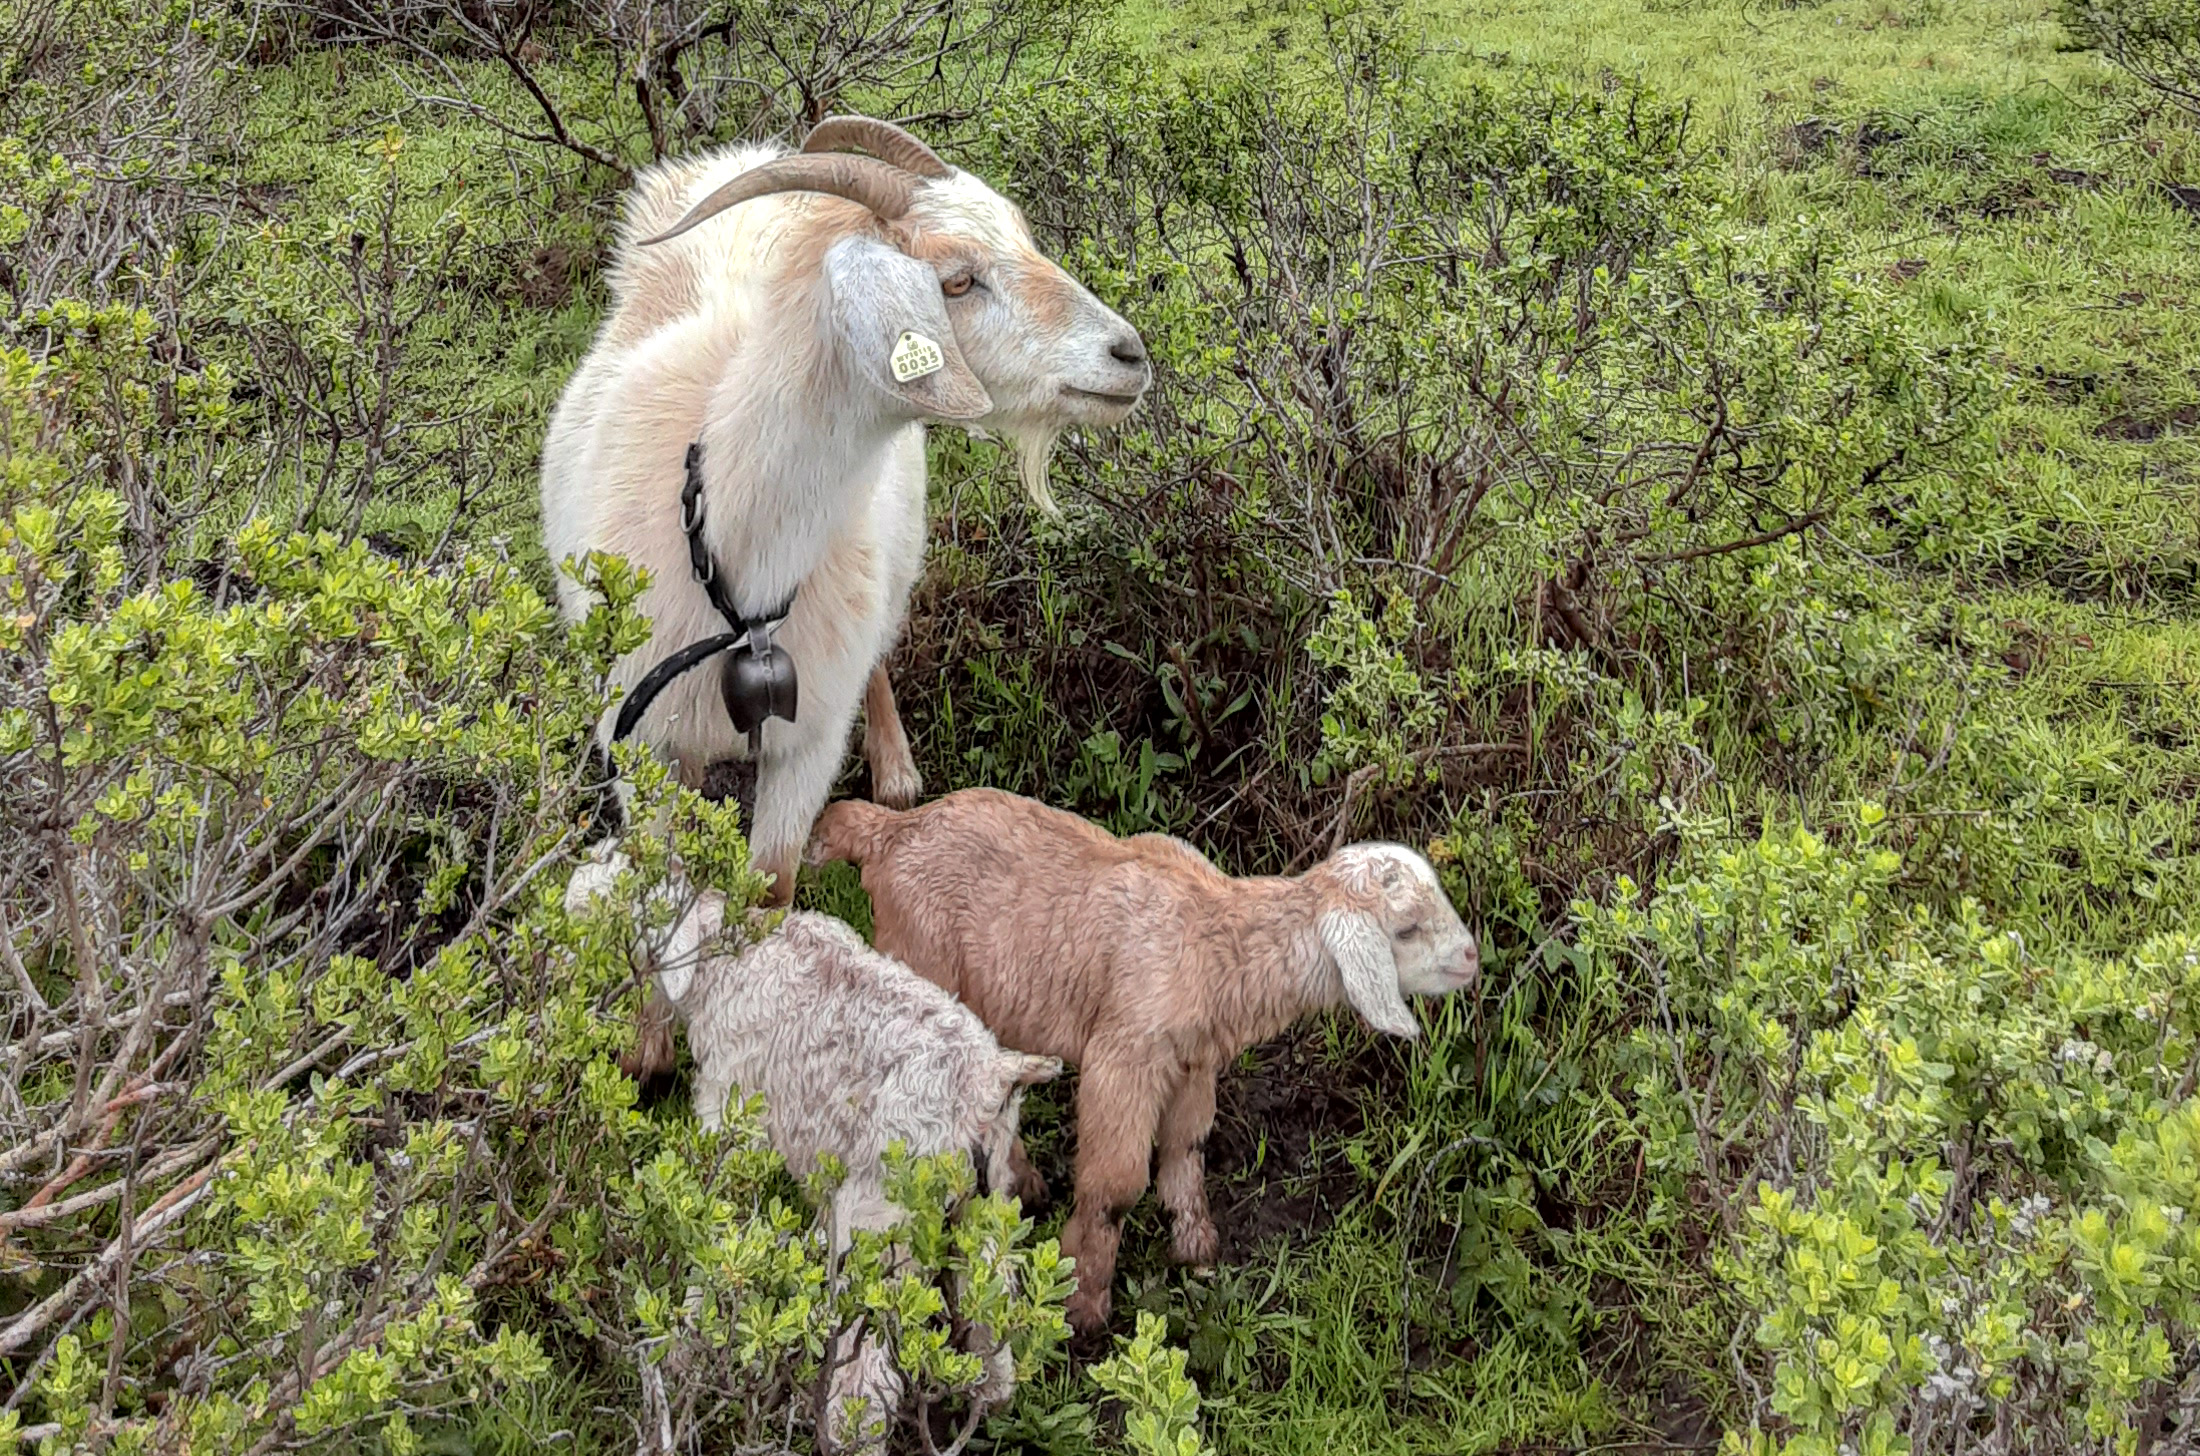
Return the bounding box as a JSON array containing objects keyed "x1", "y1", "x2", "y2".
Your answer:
[
  {"x1": 1061, "y1": 1054, "x2": 1166, "y2": 1337},
  {"x1": 862, "y1": 664, "x2": 923, "y2": 811},
  {"x1": 618, "y1": 986, "x2": 680, "y2": 1085},
  {"x1": 1155, "y1": 1065, "x2": 1220, "y2": 1269},
  {"x1": 1004, "y1": 1136, "x2": 1049, "y2": 1207}
]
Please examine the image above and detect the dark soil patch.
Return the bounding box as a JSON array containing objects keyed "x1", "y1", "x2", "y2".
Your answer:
[
  {"x1": 1778, "y1": 116, "x2": 1839, "y2": 163},
  {"x1": 1204, "y1": 1029, "x2": 1400, "y2": 1259},
  {"x1": 1886, "y1": 257, "x2": 1928, "y2": 283},
  {"x1": 1642, "y1": 1377, "x2": 1722, "y2": 1448},
  {"x1": 2045, "y1": 165, "x2": 2106, "y2": 190},
  {"x1": 513, "y1": 242, "x2": 580, "y2": 309},
  {"x1": 2167, "y1": 184, "x2": 2200, "y2": 219},
  {"x1": 1774, "y1": 114, "x2": 1912, "y2": 177},
  {"x1": 1008, "y1": 1026, "x2": 1399, "y2": 1266},
  {"x1": 2100, "y1": 403, "x2": 2200, "y2": 442},
  {"x1": 344, "y1": 776, "x2": 500, "y2": 977},
  {"x1": 2026, "y1": 363, "x2": 2108, "y2": 402},
  {"x1": 1848, "y1": 118, "x2": 1906, "y2": 166},
  {"x1": 1953, "y1": 177, "x2": 2046, "y2": 220}
]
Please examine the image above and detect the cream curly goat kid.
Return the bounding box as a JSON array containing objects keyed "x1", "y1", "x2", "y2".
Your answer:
[
  {"x1": 807, "y1": 787, "x2": 1480, "y2": 1335},
  {"x1": 564, "y1": 846, "x2": 1059, "y2": 1451},
  {"x1": 540, "y1": 117, "x2": 1149, "y2": 1077}
]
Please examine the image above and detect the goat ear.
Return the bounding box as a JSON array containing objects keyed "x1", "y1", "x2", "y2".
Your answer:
[
  {"x1": 646, "y1": 887, "x2": 723, "y2": 1006},
  {"x1": 823, "y1": 235, "x2": 991, "y2": 421},
  {"x1": 1318, "y1": 908, "x2": 1420, "y2": 1041},
  {"x1": 563, "y1": 845, "x2": 631, "y2": 917}
]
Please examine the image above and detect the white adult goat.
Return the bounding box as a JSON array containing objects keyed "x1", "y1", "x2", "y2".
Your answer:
[{"x1": 541, "y1": 117, "x2": 1150, "y2": 1076}]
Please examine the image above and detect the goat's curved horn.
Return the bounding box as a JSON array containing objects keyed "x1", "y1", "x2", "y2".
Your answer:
[
  {"x1": 801, "y1": 115, "x2": 952, "y2": 180},
  {"x1": 638, "y1": 155, "x2": 919, "y2": 246}
]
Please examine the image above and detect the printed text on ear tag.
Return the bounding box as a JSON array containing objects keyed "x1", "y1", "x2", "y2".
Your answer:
[{"x1": 891, "y1": 331, "x2": 945, "y2": 383}]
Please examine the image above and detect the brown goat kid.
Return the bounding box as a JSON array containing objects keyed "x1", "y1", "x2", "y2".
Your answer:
[{"x1": 807, "y1": 788, "x2": 1480, "y2": 1335}]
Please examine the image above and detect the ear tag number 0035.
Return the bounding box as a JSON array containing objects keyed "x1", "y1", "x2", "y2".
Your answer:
[{"x1": 891, "y1": 331, "x2": 944, "y2": 383}]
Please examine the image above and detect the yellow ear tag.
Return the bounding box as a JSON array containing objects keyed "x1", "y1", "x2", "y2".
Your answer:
[{"x1": 891, "y1": 331, "x2": 945, "y2": 383}]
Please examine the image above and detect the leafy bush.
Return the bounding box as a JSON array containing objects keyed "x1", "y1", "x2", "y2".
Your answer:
[
  {"x1": 1585, "y1": 810, "x2": 2200, "y2": 1452},
  {"x1": 0, "y1": 291, "x2": 1081, "y2": 1449},
  {"x1": 2061, "y1": 0, "x2": 2200, "y2": 116},
  {"x1": 915, "y1": 19, "x2": 1989, "y2": 934},
  {"x1": 0, "y1": 11, "x2": 1087, "y2": 1429},
  {"x1": 270, "y1": 0, "x2": 1093, "y2": 181},
  {"x1": 1087, "y1": 1312, "x2": 1215, "y2": 1456},
  {"x1": 7, "y1": 0, "x2": 2192, "y2": 1452}
]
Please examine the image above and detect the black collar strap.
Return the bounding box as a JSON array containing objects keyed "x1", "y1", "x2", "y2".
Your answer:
[{"x1": 609, "y1": 441, "x2": 798, "y2": 745}]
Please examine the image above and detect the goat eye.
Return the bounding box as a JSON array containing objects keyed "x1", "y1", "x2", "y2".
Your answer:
[
  {"x1": 1396, "y1": 924, "x2": 1422, "y2": 940},
  {"x1": 942, "y1": 274, "x2": 975, "y2": 298}
]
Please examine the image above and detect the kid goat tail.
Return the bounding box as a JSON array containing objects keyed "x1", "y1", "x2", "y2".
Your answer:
[{"x1": 804, "y1": 798, "x2": 897, "y2": 867}]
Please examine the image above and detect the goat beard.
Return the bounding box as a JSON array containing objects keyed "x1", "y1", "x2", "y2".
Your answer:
[{"x1": 1007, "y1": 423, "x2": 1064, "y2": 520}]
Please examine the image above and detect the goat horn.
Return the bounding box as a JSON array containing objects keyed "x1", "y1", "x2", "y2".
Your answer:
[
  {"x1": 801, "y1": 115, "x2": 952, "y2": 179},
  {"x1": 638, "y1": 155, "x2": 919, "y2": 246}
]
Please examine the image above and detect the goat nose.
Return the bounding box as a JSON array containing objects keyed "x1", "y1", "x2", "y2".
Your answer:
[{"x1": 1109, "y1": 335, "x2": 1148, "y2": 366}]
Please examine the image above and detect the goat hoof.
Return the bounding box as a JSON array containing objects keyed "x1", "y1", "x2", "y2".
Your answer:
[
  {"x1": 871, "y1": 763, "x2": 922, "y2": 811},
  {"x1": 1067, "y1": 1321, "x2": 1112, "y2": 1360},
  {"x1": 1169, "y1": 1222, "x2": 1220, "y2": 1267},
  {"x1": 1064, "y1": 1288, "x2": 1111, "y2": 1338}
]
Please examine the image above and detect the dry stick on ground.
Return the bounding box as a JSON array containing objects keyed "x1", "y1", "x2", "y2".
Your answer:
[
  {"x1": 0, "y1": 1133, "x2": 220, "y2": 1235},
  {"x1": 1286, "y1": 744, "x2": 1524, "y2": 874}
]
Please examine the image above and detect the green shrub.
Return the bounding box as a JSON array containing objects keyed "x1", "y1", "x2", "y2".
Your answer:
[
  {"x1": 1088, "y1": 1312, "x2": 1215, "y2": 1456},
  {"x1": 908, "y1": 18, "x2": 1991, "y2": 934},
  {"x1": 1584, "y1": 808, "x2": 2200, "y2": 1453},
  {"x1": 9, "y1": 0, "x2": 2190, "y2": 1451},
  {"x1": 2060, "y1": 0, "x2": 2200, "y2": 115},
  {"x1": 0, "y1": 286, "x2": 1076, "y2": 1450}
]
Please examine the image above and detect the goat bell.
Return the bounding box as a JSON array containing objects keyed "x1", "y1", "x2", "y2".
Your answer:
[{"x1": 720, "y1": 635, "x2": 799, "y2": 737}]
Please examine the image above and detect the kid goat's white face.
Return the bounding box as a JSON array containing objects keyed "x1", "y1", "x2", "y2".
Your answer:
[
  {"x1": 1319, "y1": 844, "x2": 1480, "y2": 1041},
  {"x1": 1369, "y1": 847, "x2": 1481, "y2": 997}
]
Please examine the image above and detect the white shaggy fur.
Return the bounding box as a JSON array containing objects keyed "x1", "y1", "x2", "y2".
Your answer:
[
  {"x1": 540, "y1": 134, "x2": 1149, "y2": 905},
  {"x1": 563, "y1": 846, "x2": 1059, "y2": 1451}
]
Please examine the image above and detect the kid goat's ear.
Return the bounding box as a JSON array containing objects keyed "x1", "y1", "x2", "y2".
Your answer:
[
  {"x1": 1319, "y1": 908, "x2": 1421, "y2": 1040},
  {"x1": 824, "y1": 235, "x2": 992, "y2": 421},
  {"x1": 645, "y1": 887, "x2": 723, "y2": 1006}
]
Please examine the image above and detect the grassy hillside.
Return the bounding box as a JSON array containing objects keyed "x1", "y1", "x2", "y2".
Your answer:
[{"x1": 2, "y1": 0, "x2": 2198, "y2": 1453}]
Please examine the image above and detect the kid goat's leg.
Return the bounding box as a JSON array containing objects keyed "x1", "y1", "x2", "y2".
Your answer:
[
  {"x1": 619, "y1": 991, "x2": 680, "y2": 1084},
  {"x1": 1061, "y1": 1050, "x2": 1169, "y2": 1337},
  {"x1": 823, "y1": 1180, "x2": 904, "y2": 1455},
  {"x1": 1004, "y1": 1136, "x2": 1049, "y2": 1206},
  {"x1": 1154, "y1": 1064, "x2": 1220, "y2": 1267}
]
